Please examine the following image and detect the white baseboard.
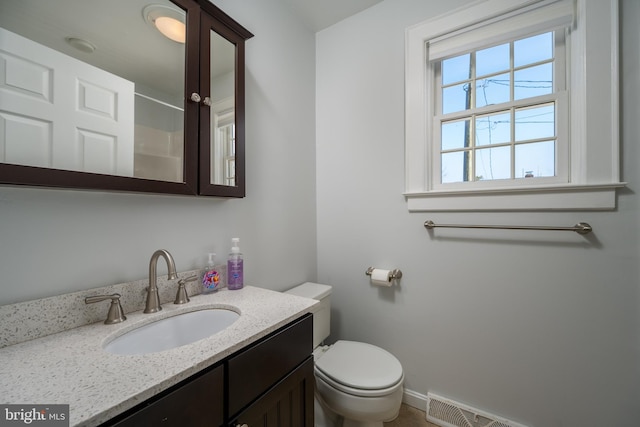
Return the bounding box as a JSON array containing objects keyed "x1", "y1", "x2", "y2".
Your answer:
[{"x1": 402, "y1": 388, "x2": 428, "y2": 411}]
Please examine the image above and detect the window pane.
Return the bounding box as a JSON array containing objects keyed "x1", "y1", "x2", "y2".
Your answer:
[
  {"x1": 475, "y1": 146, "x2": 511, "y2": 181},
  {"x1": 514, "y1": 63, "x2": 553, "y2": 100},
  {"x1": 476, "y1": 43, "x2": 509, "y2": 77},
  {"x1": 514, "y1": 32, "x2": 553, "y2": 68},
  {"x1": 442, "y1": 53, "x2": 471, "y2": 85},
  {"x1": 475, "y1": 111, "x2": 510, "y2": 146},
  {"x1": 442, "y1": 83, "x2": 471, "y2": 114},
  {"x1": 515, "y1": 104, "x2": 555, "y2": 141},
  {"x1": 476, "y1": 72, "x2": 510, "y2": 107},
  {"x1": 442, "y1": 151, "x2": 471, "y2": 183},
  {"x1": 442, "y1": 119, "x2": 470, "y2": 150},
  {"x1": 515, "y1": 140, "x2": 555, "y2": 178}
]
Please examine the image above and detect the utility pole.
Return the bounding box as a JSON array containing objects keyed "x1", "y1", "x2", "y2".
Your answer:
[{"x1": 462, "y1": 82, "x2": 471, "y2": 181}]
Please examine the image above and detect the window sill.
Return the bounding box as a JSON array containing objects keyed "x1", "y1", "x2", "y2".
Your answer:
[{"x1": 404, "y1": 183, "x2": 626, "y2": 212}]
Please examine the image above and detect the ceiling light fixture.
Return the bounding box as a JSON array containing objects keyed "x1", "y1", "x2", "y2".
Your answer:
[
  {"x1": 65, "y1": 37, "x2": 96, "y2": 53},
  {"x1": 143, "y1": 4, "x2": 186, "y2": 44}
]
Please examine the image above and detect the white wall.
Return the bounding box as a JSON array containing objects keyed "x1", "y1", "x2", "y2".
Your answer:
[
  {"x1": 0, "y1": 0, "x2": 317, "y2": 305},
  {"x1": 316, "y1": 0, "x2": 640, "y2": 426}
]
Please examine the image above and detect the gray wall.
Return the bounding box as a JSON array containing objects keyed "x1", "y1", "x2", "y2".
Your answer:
[
  {"x1": 0, "y1": 0, "x2": 317, "y2": 305},
  {"x1": 316, "y1": 0, "x2": 639, "y2": 426}
]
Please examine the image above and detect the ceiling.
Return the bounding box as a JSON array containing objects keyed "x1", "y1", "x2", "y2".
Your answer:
[{"x1": 281, "y1": 0, "x2": 384, "y2": 32}]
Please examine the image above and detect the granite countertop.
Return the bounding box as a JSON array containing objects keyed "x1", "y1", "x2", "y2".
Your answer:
[{"x1": 0, "y1": 286, "x2": 317, "y2": 427}]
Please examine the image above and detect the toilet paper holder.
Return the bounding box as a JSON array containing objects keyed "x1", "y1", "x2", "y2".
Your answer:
[{"x1": 365, "y1": 267, "x2": 403, "y2": 280}]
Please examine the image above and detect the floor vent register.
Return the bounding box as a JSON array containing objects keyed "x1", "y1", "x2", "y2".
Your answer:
[{"x1": 426, "y1": 393, "x2": 528, "y2": 427}]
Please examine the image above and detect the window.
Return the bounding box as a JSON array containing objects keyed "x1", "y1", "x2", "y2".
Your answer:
[
  {"x1": 405, "y1": 0, "x2": 624, "y2": 211},
  {"x1": 437, "y1": 31, "x2": 564, "y2": 185},
  {"x1": 211, "y1": 97, "x2": 236, "y2": 186}
]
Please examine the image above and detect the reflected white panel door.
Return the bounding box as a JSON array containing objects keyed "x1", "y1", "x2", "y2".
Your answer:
[{"x1": 0, "y1": 28, "x2": 134, "y2": 176}]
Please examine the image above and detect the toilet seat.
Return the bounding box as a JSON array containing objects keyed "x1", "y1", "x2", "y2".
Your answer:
[{"x1": 315, "y1": 340, "x2": 404, "y2": 397}]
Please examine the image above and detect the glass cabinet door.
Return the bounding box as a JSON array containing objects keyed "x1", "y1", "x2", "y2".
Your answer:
[{"x1": 198, "y1": 10, "x2": 250, "y2": 197}]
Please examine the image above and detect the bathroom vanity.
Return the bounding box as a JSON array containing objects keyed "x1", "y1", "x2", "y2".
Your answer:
[
  {"x1": 0, "y1": 286, "x2": 317, "y2": 427},
  {"x1": 105, "y1": 314, "x2": 314, "y2": 427}
]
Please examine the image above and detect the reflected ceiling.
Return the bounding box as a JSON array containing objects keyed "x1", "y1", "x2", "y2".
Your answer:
[{"x1": 0, "y1": 0, "x2": 231, "y2": 99}]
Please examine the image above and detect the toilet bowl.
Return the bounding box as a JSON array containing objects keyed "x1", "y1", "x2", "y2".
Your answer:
[{"x1": 285, "y1": 283, "x2": 404, "y2": 427}]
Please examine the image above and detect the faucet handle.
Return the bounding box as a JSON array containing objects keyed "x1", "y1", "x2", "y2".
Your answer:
[
  {"x1": 174, "y1": 275, "x2": 198, "y2": 305},
  {"x1": 85, "y1": 293, "x2": 127, "y2": 324}
]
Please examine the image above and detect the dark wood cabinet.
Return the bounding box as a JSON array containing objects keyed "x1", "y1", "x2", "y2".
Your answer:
[
  {"x1": 100, "y1": 313, "x2": 314, "y2": 427},
  {"x1": 109, "y1": 364, "x2": 224, "y2": 427},
  {"x1": 230, "y1": 357, "x2": 314, "y2": 427},
  {"x1": 0, "y1": 0, "x2": 252, "y2": 198},
  {"x1": 228, "y1": 312, "x2": 313, "y2": 417}
]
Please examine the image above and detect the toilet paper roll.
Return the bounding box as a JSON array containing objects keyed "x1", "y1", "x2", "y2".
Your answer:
[{"x1": 370, "y1": 269, "x2": 392, "y2": 286}]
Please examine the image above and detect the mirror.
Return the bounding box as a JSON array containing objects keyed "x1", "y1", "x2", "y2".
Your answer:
[
  {"x1": 209, "y1": 31, "x2": 236, "y2": 187},
  {"x1": 0, "y1": 0, "x2": 252, "y2": 196},
  {"x1": 197, "y1": 8, "x2": 249, "y2": 197}
]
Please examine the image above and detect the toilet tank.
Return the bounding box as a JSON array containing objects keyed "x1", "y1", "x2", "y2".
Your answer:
[{"x1": 285, "y1": 282, "x2": 331, "y2": 348}]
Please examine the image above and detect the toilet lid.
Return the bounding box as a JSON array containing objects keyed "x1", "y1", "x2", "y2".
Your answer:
[{"x1": 315, "y1": 340, "x2": 403, "y2": 390}]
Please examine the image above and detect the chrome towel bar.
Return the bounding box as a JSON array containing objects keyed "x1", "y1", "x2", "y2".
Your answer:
[{"x1": 424, "y1": 220, "x2": 593, "y2": 235}]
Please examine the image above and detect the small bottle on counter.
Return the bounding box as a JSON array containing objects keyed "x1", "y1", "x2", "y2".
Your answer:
[
  {"x1": 201, "y1": 253, "x2": 220, "y2": 294},
  {"x1": 227, "y1": 238, "x2": 243, "y2": 290}
]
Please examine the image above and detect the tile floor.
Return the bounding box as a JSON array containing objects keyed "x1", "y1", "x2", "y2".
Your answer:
[{"x1": 383, "y1": 404, "x2": 439, "y2": 427}]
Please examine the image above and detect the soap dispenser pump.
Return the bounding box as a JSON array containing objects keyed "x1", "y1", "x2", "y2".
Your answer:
[{"x1": 227, "y1": 238, "x2": 243, "y2": 290}]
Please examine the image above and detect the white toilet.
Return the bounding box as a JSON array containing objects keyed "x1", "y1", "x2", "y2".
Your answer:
[{"x1": 285, "y1": 282, "x2": 404, "y2": 427}]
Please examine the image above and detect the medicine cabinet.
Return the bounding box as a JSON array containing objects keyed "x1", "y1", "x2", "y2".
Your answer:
[{"x1": 0, "y1": 0, "x2": 252, "y2": 197}]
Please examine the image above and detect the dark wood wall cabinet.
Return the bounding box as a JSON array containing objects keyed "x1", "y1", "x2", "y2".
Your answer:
[
  {"x1": 0, "y1": 0, "x2": 252, "y2": 197},
  {"x1": 102, "y1": 313, "x2": 314, "y2": 427}
]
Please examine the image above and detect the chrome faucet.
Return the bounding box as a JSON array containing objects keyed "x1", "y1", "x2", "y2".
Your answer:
[{"x1": 144, "y1": 249, "x2": 178, "y2": 313}]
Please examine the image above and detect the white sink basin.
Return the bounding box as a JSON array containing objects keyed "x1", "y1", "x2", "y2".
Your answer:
[{"x1": 104, "y1": 308, "x2": 240, "y2": 355}]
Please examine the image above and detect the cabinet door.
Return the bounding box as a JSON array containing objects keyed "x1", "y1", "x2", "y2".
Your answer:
[
  {"x1": 228, "y1": 313, "x2": 313, "y2": 417},
  {"x1": 107, "y1": 364, "x2": 224, "y2": 427},
  {"x1": 230, "y1": 357, "x2": 315, "y2": 427},
  {"x1": 197, "y1": 8, "x2": 250, "y2": 197}
]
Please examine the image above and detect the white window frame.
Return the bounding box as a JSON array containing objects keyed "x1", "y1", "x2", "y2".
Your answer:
[{"x1": 404, "y1": 0, "x2": 624, "y2": 211}]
